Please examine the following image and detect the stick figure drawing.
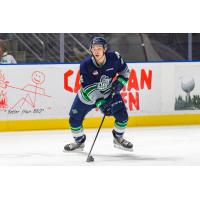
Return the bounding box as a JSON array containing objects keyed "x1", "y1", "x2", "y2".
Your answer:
[
  {"x1": 0, "y1": 70, "x2": 9, "y2": 109},
  {"x1": 10, "y1": 71, "x2": 51, "y2": 110}
]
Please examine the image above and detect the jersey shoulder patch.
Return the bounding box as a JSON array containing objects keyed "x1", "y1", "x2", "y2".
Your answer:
[
  {"x1": 114, "y1": 51, "x2": 124, "y2": 65},
  {"x1": 115, "y1": 51, "x2": 121, "y2": 59}
]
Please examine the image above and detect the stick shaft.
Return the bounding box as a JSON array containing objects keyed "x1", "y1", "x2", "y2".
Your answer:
[{"x1": 86, "y1": 115, "x2": 105, "y2": 159}]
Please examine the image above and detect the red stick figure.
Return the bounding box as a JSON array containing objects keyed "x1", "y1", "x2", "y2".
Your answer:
[
  {"x1": 11, "y1": 71, "x2": 49, "y2": 109},
  {"x1": 0, "y1": 70, "x2": 9, "y2": 89},
  {"x1": 0, "y1": 90, "x2": 7, "y2": 109},
  {"x1": 0, "y1": 70, "x2": 9, "y2": 110}
]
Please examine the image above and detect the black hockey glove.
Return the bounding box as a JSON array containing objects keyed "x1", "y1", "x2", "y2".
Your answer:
[
  {"x1": 96, "y1": 98, "x2": 111, "y2": 116},
  {"x1": 112, "y1": 76, "x2": 128, "y2": 94}
]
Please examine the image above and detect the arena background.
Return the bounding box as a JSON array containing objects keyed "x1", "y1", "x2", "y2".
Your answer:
[
  {"x1": 1, "y1": 33, "x2": 200, "y2": 131},
  {"x1": 0, "y1": 33, "x2": 197, "y2": 63}
]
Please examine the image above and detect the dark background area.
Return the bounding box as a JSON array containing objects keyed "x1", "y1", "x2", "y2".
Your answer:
[{"x1": 0, "y1": 33, "x2": 197, "y2": 63}]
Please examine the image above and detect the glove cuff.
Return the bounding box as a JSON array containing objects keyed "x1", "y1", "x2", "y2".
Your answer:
[
  {"x1": 96, "y1": 99, "x2": 106, "y2": 107},
  {"x1": 117, "y1": 76, "x2": 128, "y2": 86}
]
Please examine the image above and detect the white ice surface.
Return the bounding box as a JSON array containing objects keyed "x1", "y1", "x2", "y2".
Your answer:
[{"x1": 1, "y1": 125, "x2": 200, "y2": 165}]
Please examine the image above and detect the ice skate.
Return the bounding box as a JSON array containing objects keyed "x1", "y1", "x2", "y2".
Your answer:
[
  {"x1": 64, "y1": 142, "x2": 85, "y2": 152},
  {"x1": 113, "y1": 137, "x2": 133, "y2": 152}
]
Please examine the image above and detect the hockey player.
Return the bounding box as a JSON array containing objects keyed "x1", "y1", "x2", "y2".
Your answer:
[{"x1": 64, "y1": 37, "x2": 133, "y2": 152}]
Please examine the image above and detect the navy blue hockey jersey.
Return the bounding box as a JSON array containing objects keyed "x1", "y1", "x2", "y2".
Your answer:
[{"x1": 78, "y1": 51, "x2": 130, "y2": 105}]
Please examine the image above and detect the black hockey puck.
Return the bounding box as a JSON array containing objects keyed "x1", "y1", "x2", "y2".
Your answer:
[{"x1": 86, "y1": 155, "x2": 94, "y2": 162}]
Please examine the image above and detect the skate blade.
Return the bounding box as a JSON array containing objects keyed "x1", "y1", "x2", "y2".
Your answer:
[
  {"x1": 114, "y1": 144, "x2": 133, "y2": 152},
  {"x1": 63, "y1": 148, "x2": 84, "y2": 153}
]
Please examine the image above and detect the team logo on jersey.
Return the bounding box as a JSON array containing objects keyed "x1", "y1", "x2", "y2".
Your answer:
[
  {"x1": 97, "y1": 75, "x2": 112, "y2": 91},
  {"x1": 92, "y1": 70, "x2": 98, "y2": 76}
]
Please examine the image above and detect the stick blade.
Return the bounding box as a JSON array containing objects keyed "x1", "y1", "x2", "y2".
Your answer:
[{"x1": 86, "y1": 155, "x2": 94, "y2": 162}]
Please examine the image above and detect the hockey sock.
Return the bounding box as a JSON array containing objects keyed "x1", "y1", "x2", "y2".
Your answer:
[
  {"x1": 113, "y1": 120, "x2": 128, "y2": 138},
  {"x1": 70, "y1": 125, "x2": 86, "y2": 143}
]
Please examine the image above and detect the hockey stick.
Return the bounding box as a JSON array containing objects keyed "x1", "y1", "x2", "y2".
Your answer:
[{"x1": 86, "y1": 114, "x2": 106, "y2": 162}]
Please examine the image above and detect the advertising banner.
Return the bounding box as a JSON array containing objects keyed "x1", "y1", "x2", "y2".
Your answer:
[{"x1": 0, "y1": 62, "x2": 200, "y2": 121}]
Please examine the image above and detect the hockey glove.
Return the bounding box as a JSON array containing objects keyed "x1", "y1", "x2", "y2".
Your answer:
[
  {"x1": 96, "y1": 98, "x2": 111, "y2": 116},
  {"x1": 112, "y1": 76, "x2": 128, "y2": 94}
]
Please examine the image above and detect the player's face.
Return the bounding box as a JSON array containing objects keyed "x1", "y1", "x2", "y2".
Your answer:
[{"x1": 91, "y1": 44, "x2": 105, "y2": 60}]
